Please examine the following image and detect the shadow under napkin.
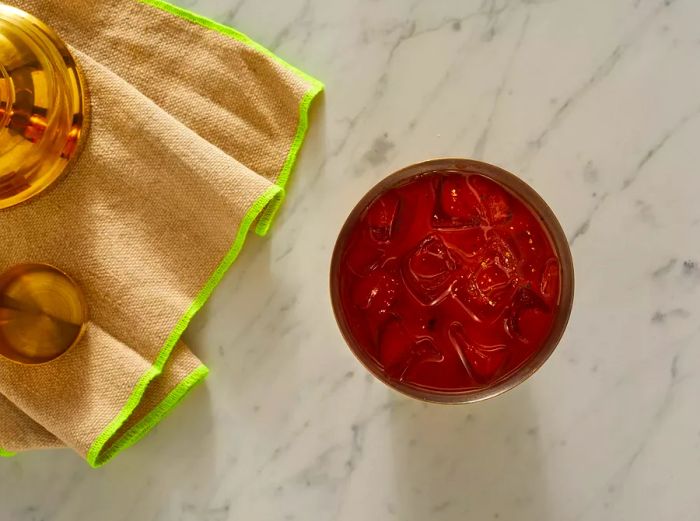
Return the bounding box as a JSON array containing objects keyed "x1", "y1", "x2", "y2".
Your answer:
[{"x1": 0, "y1": 385, "x2": 218, "y2": 520}]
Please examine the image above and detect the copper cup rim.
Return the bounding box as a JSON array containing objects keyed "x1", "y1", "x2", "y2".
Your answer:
[
  {"x1": 0, "y1": 262, "x2": 88, "y2": 366},
  {"x1": 329, "y1": 158, "x2": 575, "y2": 404}
]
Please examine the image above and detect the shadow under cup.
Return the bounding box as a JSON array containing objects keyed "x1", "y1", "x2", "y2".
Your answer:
[{"x1": 329, "y1": 158, "x2": 574, "y2": 404}]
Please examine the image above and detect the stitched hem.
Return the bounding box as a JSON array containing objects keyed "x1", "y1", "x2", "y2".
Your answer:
[
  {"x1": 84, "y1": 0, "x2": 323, "y2": 467},
  {"x1": 86, "y1": 185, "x2": 283, "y2": 467},
  {"x1": 255, "y1": 81, "x2": 323, "y2": 236},
  {"x1": 136, "y1": 0, "x2": 324, "y2": 235},
  {"x1": 91, "y1": 364, "x2": 209, "y2": 468}
]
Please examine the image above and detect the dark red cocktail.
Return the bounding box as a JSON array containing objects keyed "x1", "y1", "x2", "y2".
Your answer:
[{"x1": 330, "y1": 159, "x2": 573, "y2": 402}]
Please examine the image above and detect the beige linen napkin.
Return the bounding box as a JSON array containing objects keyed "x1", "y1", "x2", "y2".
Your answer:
[{"x1": 0, "y1": 0, "x2": 322, "y2": 467}]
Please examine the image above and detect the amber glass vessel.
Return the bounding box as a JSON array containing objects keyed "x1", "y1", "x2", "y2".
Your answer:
[
  {"x1": 0, "y1": 263, "x2": 88, "y2": 364},
  {"x1": 0, "y1": 7, "x2": 89, "y2": 363},
  {"x1": 0, "y1": 4, "x2": 88, "y2": 209}
]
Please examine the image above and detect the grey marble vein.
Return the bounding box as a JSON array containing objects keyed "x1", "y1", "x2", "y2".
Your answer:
[{"x1": 473, "y1": 13, "x2": 530, "y2": 159}]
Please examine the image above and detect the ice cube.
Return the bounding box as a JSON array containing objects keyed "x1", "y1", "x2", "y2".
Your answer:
[
  {"x1": 504, "y1": 286, "x2": 549, "y2": 342},
  {"x1": 450, "y1": 234, "x2": 519, "y2": 323},
  {"x1": 432, "y1": 173, "x2": 483, "y2": 229},
  {"x1": 448, "y1": 322, "x2": 508, "y2": 382},
  {"x1": 503, "y1": 214, "x2": 549, "y2": 275},
  {"x1": 540, "y1": 257, "x2": 560, "y2": 304},
  {"x1": 399, "y1": 338, "x2": 445, "y2": 381},
  {"x1": 402, "y1": 234, "x2": 461, "y2": 305},
  {"x1": 440, "y1": 227, "x2": 487, "y2": 260},
  {"x1": 486, "y1": 231, "x2": 520, "y2": 275},
  {"x1": 469, "y1": 175, "x2": 513, "y2": 225},
  {"x1": 412, "y1": 338, "x2": 444, "y2": 363},
  {"x1": 451, "y1": 268, "x2": 516, "y2": 324},
  {"x1": 344, "y1": 234, "x2": 385, "y2": 276},
  {"x1": 475, "y1": 261, "x2": 512, "y2": 295},
  {"x1": 380, "y1": 319, "x2": 444, "y2": 381},
  {"x1": 366, "y1": 191, "x2": 400, "y2": 243},
  {"x1": 351, "y1": 268, "x2": 399, "y2": 315}
]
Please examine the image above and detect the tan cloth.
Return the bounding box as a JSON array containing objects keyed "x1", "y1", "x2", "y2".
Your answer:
[{"x1": 0, "y1": 0, "x2": 321, "y2": 466}]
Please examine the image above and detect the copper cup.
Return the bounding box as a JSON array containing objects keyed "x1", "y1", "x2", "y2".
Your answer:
[{"x1": 330, "y1": 158, "x2": 574, "y2": 403}]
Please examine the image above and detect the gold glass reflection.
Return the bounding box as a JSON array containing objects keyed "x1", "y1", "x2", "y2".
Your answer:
[
  {"x1": 0, "y1": 263, "x2": 88, "y2": 364},
  {"x1": 0, "y1": 4, "x2": 88, "y2": 209}
]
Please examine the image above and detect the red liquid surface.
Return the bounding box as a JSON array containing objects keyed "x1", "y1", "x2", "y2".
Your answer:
[{"x1": 337, "y1": 171, "x2": 561, "y2": 392}]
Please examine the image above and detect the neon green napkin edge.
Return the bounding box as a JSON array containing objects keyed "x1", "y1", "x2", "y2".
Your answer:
[
  {"x1": 0, "y1": 448, "x2": 15, "y2": 458},
  {"x1": 86, "y1": 185, "x2": 283, "y2": 468},
  {"x1": 136, "y1": 0, "x2": 325, "y2": 237},
  {"x1": 255, "y1": 82, "x2": 323, "y2": 236},
  {"x1": 94, "y1": 364, "x2": 209, "y2": 467}
]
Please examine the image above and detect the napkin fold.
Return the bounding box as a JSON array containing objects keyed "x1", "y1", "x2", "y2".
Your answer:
[{"x1": 0, "y1": 0, "x2": 322, "y2": 467}]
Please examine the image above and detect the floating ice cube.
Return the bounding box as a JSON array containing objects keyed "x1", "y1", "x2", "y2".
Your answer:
[
  {"x1": 503, "y1": 214, "x2": 550, "y2": 277},
  {"x1": 448, "y1": 322, "x2": 508, "y2": 382},
  {"x1": 451, "y1": 268, "x2": 516, "y2": 324},
  {"x1": 351, "y1": 268, "x2": 399, "y2": 315},
  {"x1": 540, "y1": 257, "x2": 560, "y2": 304},
  {"x1": 402, "y1": 234, "x2": 461, "y2": 305},
  {"x1": 380, "y1": 318, "x2": 444, "y2": 381},
  {"x1": 344, "y1": 234, "x2": 385, "y2": 276},
  {"x1": 440, "y1": 227, "x2": 487, "y2": 259},
  {"x1": 450, "y1": 233, "x2": 519, "y2": 323},
  {"x1": 485, "y1": 231, "x2": 520, "y2": 275},
  {"x1": 432, "y1": 173, "x2": 483, "y2": 229},
  {"x1": 469, "y1": 175, "x2": 513, "y2": 225},
  {"x1": 366, "y1": 191, "x2": 400, "y2": 243},
  {"x1": 504, "y1": 286, "x2": 549, "y2": 342}
]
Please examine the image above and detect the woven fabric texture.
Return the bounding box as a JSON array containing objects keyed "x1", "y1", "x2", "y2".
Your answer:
[{"x1": 0, "y1": 0, "x2": 321, "y2": 466}]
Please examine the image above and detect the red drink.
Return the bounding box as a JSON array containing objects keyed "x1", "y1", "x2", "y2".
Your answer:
[{"x1": 331, "y1": 161, "x2": 573, "y2": 401}]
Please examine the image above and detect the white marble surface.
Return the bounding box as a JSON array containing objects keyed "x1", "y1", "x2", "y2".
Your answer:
[{"x1": 3, "y1": 0, "x2": 700, "y2": 519}]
